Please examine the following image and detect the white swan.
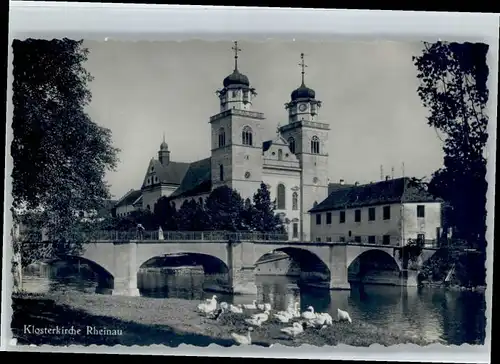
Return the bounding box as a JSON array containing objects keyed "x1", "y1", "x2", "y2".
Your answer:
[
  {"x1": 229, "y1": 304, "x2": 243, "y2": 314},
  {"x1": 257, "y1": 303, "x2": 265, "y2": 310},
  {"x1": 243, "y1": 300, "x2": 257, "y2": 310},
  {"x1": 316, "y1": 312, "x2": 333, "y2": 325},
  {"x1": 197, "y1": 295, "x2": 217, "y2": 314},
  {"x1": 219, "y1": 302, "x2": 229, "y2": 311},
  {"x1": 231, "y1": 327, "x2": 253, "y2": 345},
  {"x1": 280, "y1": 322, "x2": 304, "y2": 338},
  {"x1": 337, "y1": 308, "x2": 352, "y2": 323},
  {"x1": 205, "y1": 295, "x2": 217, "y2": 303},
  {"x1": 251, "y1": 310, "x2": 270, "y2": 323},
  {"x1": 273, "y1": 312, "x2": 291, "y2": 323},
  {"x1": 245, "y1": 316, "x2": 264, "y2": 327},
  {"x1": 301, "y1": 306, "x2": 316, "y2": 320}
]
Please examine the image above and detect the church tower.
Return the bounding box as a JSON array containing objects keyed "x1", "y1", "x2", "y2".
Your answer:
[
  {"x1": 158, "y1": 133, "x2": 170, "y2": 165},
  {"x1": 279, "y1": 53, "x2": 330, "y2": 241},
  {"x1": 209, "y1": 41, "x2": 265, "y2": 200}
]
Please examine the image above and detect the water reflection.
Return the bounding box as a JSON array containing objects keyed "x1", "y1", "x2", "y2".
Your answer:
[{"x1": 22, "y1": 264, "x2": 486, "y2": 345}]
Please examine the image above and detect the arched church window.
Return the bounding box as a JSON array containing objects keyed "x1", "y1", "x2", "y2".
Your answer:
[
  {"x1": 288, "y1": 137, "x2": 296, "y2": 154},
  {"x1": 313, "y1": 201, "x2": 318, "y2": 207},
  {"x1": 292, "y1": 192, "x2": 298, "y2": 210},
  {"x1": 278, "y1": 149, "x2": 283, "y2": 160},
  {"x1": 242, "y1": 126, "x2": 253, "y2": 146},
  {"x1": 219, "y1": 164, "x2": 224, "y2": 181},
  {"x1": 218, "y1": 127, "x2": 226, "y2": 148},
  {"x1": 311, "y1": 136, "x2": 320, "y2": 154},
  {"x1": 232, "y1": 90, "x2": 237, "y2": 98},
  {"x1": 277, "y1": 183, "x2": 286, "y2": 210}
]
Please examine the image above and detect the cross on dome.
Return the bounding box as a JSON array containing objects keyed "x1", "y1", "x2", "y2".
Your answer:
[
  {"x1": 299, "y1": 52, "x2": 308, "y2": 86},
  {"x1": 232, "y1": 41, "x2": 242, "y2": 71}
]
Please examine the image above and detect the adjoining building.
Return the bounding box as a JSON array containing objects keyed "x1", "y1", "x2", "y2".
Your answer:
[{"x1": 309, "y1": 176, "x2": 443, "y2": 246}]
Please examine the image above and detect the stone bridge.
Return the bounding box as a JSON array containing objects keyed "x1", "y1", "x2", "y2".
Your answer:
[{"x1": 46, "y1": 231, "x2": 438, "y2": 296}]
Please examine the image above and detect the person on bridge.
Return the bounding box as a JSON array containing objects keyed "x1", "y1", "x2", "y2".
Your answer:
[{"x1": 136, "y1": 223, "x2": 145, "y2": 240}]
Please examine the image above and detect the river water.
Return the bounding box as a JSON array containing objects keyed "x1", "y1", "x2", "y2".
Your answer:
[{"x1": 21, "y1": 265, "x2": 486, "y2": 346}]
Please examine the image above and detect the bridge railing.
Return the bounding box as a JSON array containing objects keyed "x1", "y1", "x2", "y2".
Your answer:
[
  {"x1": 321, "y1": 235, "x2": 440, "y2": 248},
  {"x1": 16, "y1": 229, "x2": 290, "y2": 242}
]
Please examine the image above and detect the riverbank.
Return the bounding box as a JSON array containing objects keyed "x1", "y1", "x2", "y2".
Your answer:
[{"x1": 11, "y1": 291, "x2": 434, "y2": 347}]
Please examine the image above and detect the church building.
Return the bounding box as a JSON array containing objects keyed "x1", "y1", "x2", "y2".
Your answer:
[{"x1": 116, "y1": 42, "x2": 331, "y2": 241}]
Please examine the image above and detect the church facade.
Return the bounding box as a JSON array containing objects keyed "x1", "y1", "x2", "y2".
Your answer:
[{"x1": 117, "y1": 43, "x2": 330, "y2": 241}]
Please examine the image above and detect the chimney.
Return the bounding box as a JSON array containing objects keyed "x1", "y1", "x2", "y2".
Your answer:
[
  {"x1": 354, "y1": 181, "x2": 359, "y2": 186},
  {"x1": 339, "y1": 179, "x2": 345, "y2": 185},
  {"x1": 385, "y1": 175, "x2": 390, "y2": 181}
]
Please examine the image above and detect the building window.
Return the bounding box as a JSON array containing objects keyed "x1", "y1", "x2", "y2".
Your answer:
[
  {"x1": 383, "y1": 235, "x2": 390, "y2": 245},
  {"x1": 354, "y1": 209, "x2": 361, "y2": 222},
  {"x1": 311, "y1": 136, "x2": 320, "y2": 154},
  {"x1": 313, "y1": 201, "x2": 318, "y2": 207},
  {"x1": 218, "y1": 127, "x2": 226, "y2": 147},
  {"x1": 368, "y1": 207, "x2": 376, "y2": 221},
  {"x1": 219, "y1": 164, "x2": 224, "y2": 181},
  {"x1": 277, "y1": 183, "x2": 286, "y2": 209},
  {"x1": 147, "y1": 178, "x2": 151, "y2": 185},
  {"x1": 326, "y1": 212, "x2": 332, "y2": 224},
  {"x1": 339, "y1": 236, "x2": 346, "y2": 242},
  {"x1": 417, "y1": 205, "x2": 425, "y2": 218},
  {"x1": 368, "y1": 235, "x2": 376, "y2": 244},
  {"x1": 199, "y1": 198, "x2": 203, "y2": 205},
  {"x1": 278, "y1": 149, "x2": 283, "y2": 160},
  {"x1": 383, "y1": 205, "x2": 391, "y2": 220},
  {"x1": 146, "y1": 204, "x2": 151, "y2": 211},
  {"x1": 292, "y1": 192, "x2": 298, "y2": 210},
  {"x1": 326, "y1": 237, "x2": 332, "y2": 242},
  {"x1": 316, "y1": 237, "x2": 321, "y2": 242},
  {"x1": 354, "y1": 236, "x2": 361, "y2": 243},
  {"x1": 292, "y1": 223, "x2": 298, "y2": 238},
  {"x1": 242, "y1": 126, "x2": 253, "y2": 146},
  {"x1": 339, "y1": 211, "x2": 346, "y2": 223},
  {"x1": 232, "y1": 90, "x2": 237, "y2": 98},
  {"x1": 315, "y1": 213, "x2": 321, "y2": 225},
  {"x1": 288, "y1": 137, "x2": 296, "y2": 154}
]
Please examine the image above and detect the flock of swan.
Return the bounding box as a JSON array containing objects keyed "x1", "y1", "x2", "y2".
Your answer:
[{"x1": 197, "y1": 295, "x2": 352, "y2": 346}]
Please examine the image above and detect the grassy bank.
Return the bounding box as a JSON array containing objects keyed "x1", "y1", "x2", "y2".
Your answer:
[{"x1": 11, "y1": 292, "x2": 433, "y2": 347}]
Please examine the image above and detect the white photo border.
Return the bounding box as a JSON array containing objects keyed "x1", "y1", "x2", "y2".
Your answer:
[{"x1": 3, "y1": 2, "x2": 499, "y2": 363}]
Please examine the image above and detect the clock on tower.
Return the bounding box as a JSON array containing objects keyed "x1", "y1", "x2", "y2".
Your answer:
[{"x1": 299, "y1": 103, "x2": 307, "y2": 112}]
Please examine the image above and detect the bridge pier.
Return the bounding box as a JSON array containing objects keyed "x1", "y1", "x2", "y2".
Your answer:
[
  {"x1": 328, "y1": 244, "x2": 351, "y2": 290},
  {"x1": 112, "y1": 242, "x2": 140, "y2": 297}
]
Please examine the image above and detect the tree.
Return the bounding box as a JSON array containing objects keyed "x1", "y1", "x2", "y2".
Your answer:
[
  {"x1": 11, "y1": 38, "x2": 119, "y2": 266},
  {"x1": 177, "y1": 199, "x2": 209, "y2": 231},
  {"x1": 413, "y1": 41, "x2": 489, "y2": 252},
  {"x1": 205, "y1": 186, "x2": 246, "y2": 231},
  {"x1": 251, "y1": 182, "x2": 285, "y2": 233},
  {"x1": 413, "y1": 41, "x2": 489, "y2": 286},
  {"x1": 153, "y1": 196, "x2": 179, "y2": 231}
]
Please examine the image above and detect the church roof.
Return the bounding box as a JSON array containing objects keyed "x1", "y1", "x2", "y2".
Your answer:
[
  {"x1": 310, "y1": 177, "x2": 441, "y2": 213},
  {"x1": 115, "y1": 189, "x2": 142, "y2": 208},
  {"x1": 141, "y1": 159, "x2": 190, "y2": 189},
  {"x1": 169, "y1": 157, "x2": 212, "y2": 198},
  {"x1": 262, "y1": 140, "x2": 273, "y2": 152},
  {"x1": 223, "y1": 69, "x2": 250, "y2": 88},
  {"x1": 291, "y1": 83, "x2": 316, "y2": 101}
]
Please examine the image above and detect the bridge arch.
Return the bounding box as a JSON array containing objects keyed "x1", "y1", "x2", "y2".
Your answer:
[
  {"x1": 31, "y1": 255, "x2": 114, "y2": 292},
  {"x1": 254, "y1": 247, "x2": 331, "y2": 287},
  {"x1": 347, "y1": 248, "x2": 402, "y2": 285},
  {"x1": 137, "y1": 252, "x2": 231, "y2": 295}
]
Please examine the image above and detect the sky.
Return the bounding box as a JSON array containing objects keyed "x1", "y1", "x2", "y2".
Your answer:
[{"x1": 82, "y1": 39, "x2": 445, "y2": 200}]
